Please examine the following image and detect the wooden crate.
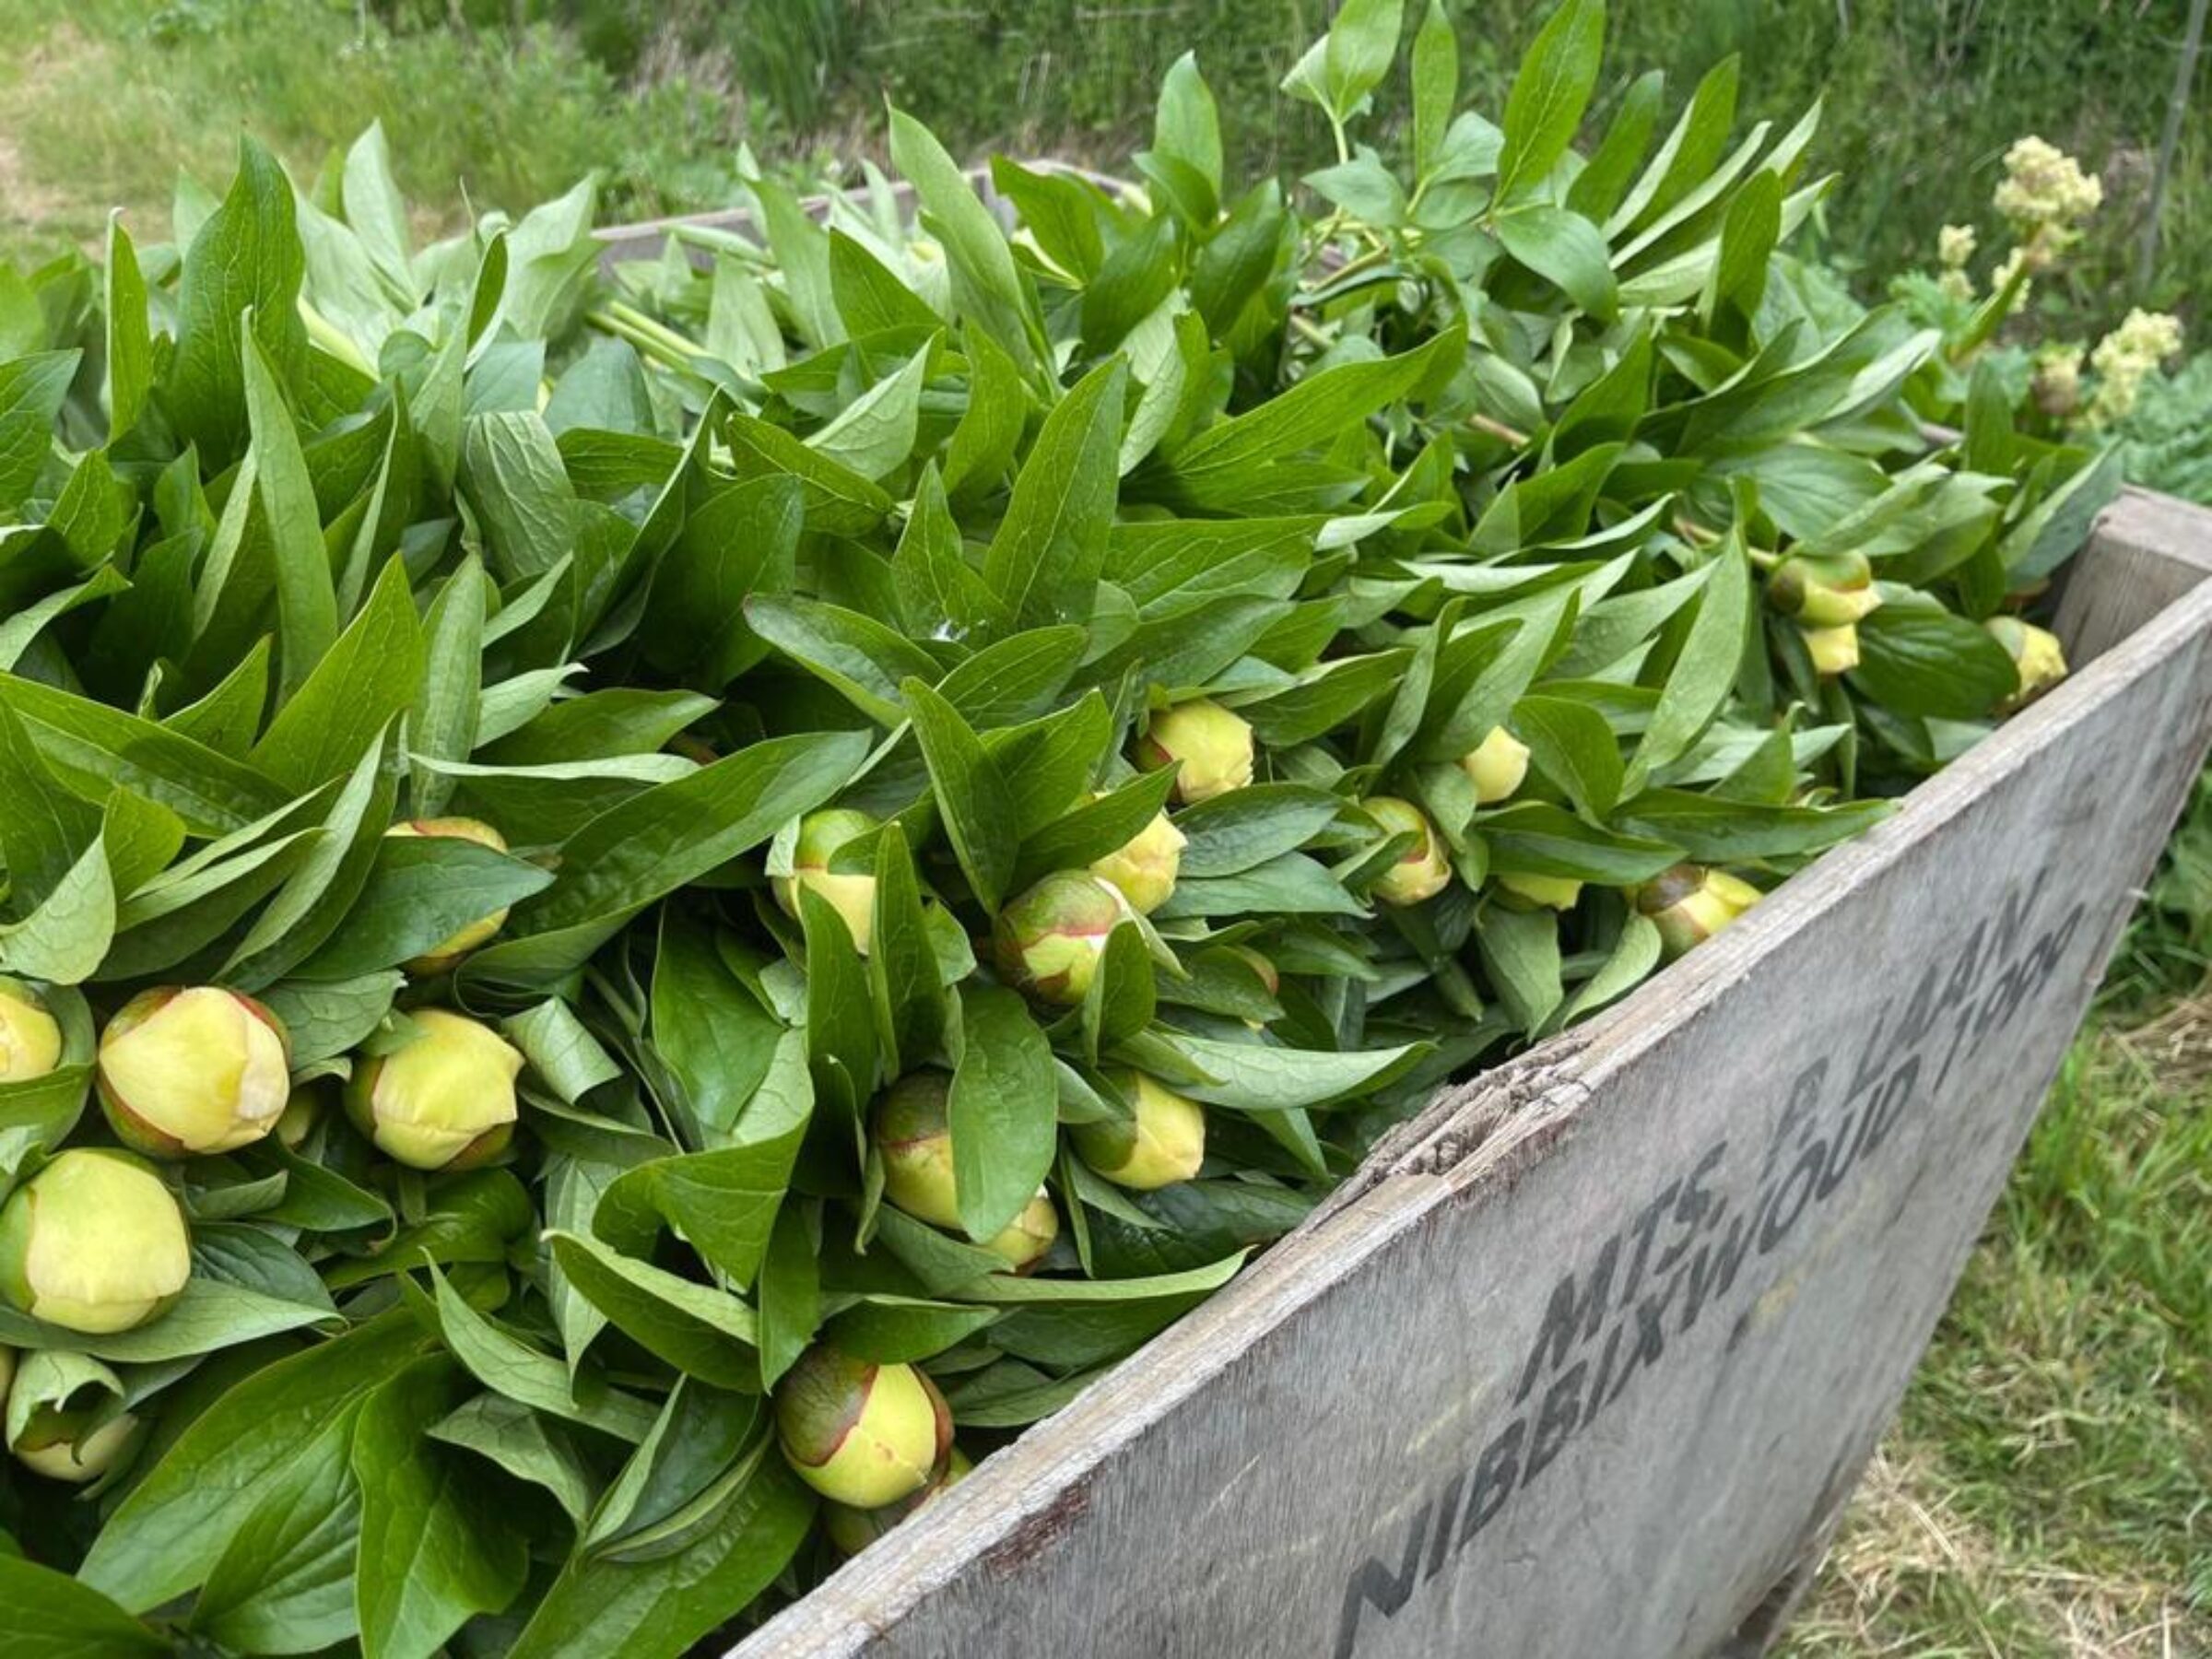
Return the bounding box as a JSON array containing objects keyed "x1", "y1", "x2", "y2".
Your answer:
[{"x1": 714, "y1": 488, "x2": 2212, "y2": 1658}]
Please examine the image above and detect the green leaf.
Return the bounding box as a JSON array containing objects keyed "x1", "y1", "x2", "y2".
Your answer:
[
  {"x1": 1174, "y1": 784, "x2": 1343, "y2": 877},
  {"x1": 0, "y1": 1556, "x2": 165, "y2": 1657},
  {"x1": 547, "y1": 1231, "x2": 760, "y2": 1390},
  {"x1": 888, "y1": 108, "x2": 1043, "y2": 373},
  {"x1": 252, "y1": 557, "x2": 425, "y2": 793},
  {"x1": 1494, "y1": 0, "x2": 1606, "y2": 202},
  {"x1": 720, "y1": 408, "x2": 893, "y2": 537},
  {"x1": 504, "y1": 1448, "x2": 812, "y2": 1659},
  {"x1": 1513, "y1": 695, "x2": 1623, "y2": 819},
  {"x1": 1630, "y1": 537, "x2": 1750, "y2": 788},
  {"x1": 79, "y1": 1316, "x2": 423, "y2": 1612},
  {"x1": 104, "y1": 218, "x2": 153, "y2": 444},
  {"x1": 951, "y1": 984, "x2": 1059, "y2": 1241},
  {"x1": 167, "y1": 137, "x2": 307, "y2": 468},
  {"x1": 650, "y1": 916, "x2": 786, "y2": 1147},
  {"x1": 756, "y1": 1202, "x2": 819, "y2": 1388},
  {"x1": 903, "y1": 677, "x2": 1018, "y2": 912},
  {"x1": 472, "y1": 731, "x2": 869, "y2": 984},
  {"x1": 1411, "y1": 2, "x2": 1459, "y2": 177},
  {"x1": 1154, "y1": 53, "x2": 1224, "y2": 194},
  {"x1": 241, "y1": 320, "x2": 339, "y2": 700},
  {"x1": 982, "y1": 358, "x2": 1128, "y2": 630},
  {"x1": 422, "y1": 1266, "x2": 660, "y2": 1441},
  {"x1": 806, "y1": 340, "x2": 933, "y2": 480},
  {"x1": 190, "y1": 1404, "x2": 361, "y2": 1653},
  {"x1": 412, "y1": 559, "x2": 487, "y2": 818},
  {"x1": 1476, "y1": 903, "x2": 1563, "y2": 1031},
  {"x1": 1130, "y1": 1031, "x2": 1423, "y2": 1112},
  {"x1": 871, "y1": 822, "x2": 948, "y2": 1074},
  {"x1": 1495, "y1": 206, "x2": 1618, "y2": 319},
  {"x1": 1848, "y1": 604, "x2": 2020, "y2": 719}
]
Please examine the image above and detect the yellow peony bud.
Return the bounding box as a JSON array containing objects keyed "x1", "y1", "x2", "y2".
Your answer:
[
  {"x1": 1365, "y1": 797, "x2": 1453, "y2": 906},
  {"x1": 1636, "y1": 863, "x2": 1763, "y2": 960},
  {"x1": 775, "y1": 1345, "x2": 953, "y2": 1509},
  {"x1": 873, "y1": 1073, "x2": 1059, "y2": 1266},
  {"x1": 1985, "y1": 618, "x2": 2068, "y2": 712},
  {"x1": 96, "y1": 986, "x2": 291, "y2": 1158},
  {"x1": 1071, "y1": 1071, "x2": 1206, "y2": 1191},
  {"x1": 11, "y1": 1406, "x2": 139, "y2": 1485},
  {"x1": 1135, "y1": 700, "x2": 1255, "y2": 804},
  {"x1": 993, "y1": 872, "x2": 1132, "y2": 1006},
  {"x1": 0, "y1": 1150, "x2": 191, "y2": 1335},
  {"x1": 821, "y1": 1446, "x2": 972, "y2": 1556},
  {"x1": 1089, "y1": 809, "x2": 1186, "y2": 915},
  {"x1": 0, "y1": 980, "x2": 64, "y2": 1084},
  {"x1": 1496, "y1": 871, "x2": 1583, "y2": 911},
  {"x1": 1459, "y1": 726, "x2": 1531, "y2": 805},
  {"x1": 344, "y1": 1008, "x2": 524, "y2": 1171},
  {"x1": 773, "y1": 808, "x2": 880, "y2": 955},
  {"x1": 384, "y1": 818, "x2": 514, "y2": 973},
  {"x1": 1801, "y1": 622, "x2": 1861, "y2": 677},
  {"x1": 1767, "y1": 551, "x2": 1881, "y2": 629}
]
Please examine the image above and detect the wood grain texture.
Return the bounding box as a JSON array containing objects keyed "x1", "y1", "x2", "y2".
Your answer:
[{"x1": 728, "y1": 501, "x2": 2212, "y2": 1653}]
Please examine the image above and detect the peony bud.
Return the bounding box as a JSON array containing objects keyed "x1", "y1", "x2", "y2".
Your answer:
[
  {"x1": 994, "y1": 872, "x2": 1131, "y2": 1006},
  {"x1": 1089, "y1": 809, "x2": 1186, "y2": 915},
  {"x1": 11, "y1": 1406, "x2": 139, "y2": 1485},
  {"x1": 1985, "y1": 618, "x2": 2068, "y2": 712},
  {"x1": 775, "y1": 1345, "x2": 953, "y2": 1508},
  {"x1": 873, "y1": 1073, "x2": 1059, "y2": 1267},
  {"x1": 0, "y1": 1150, "x2": 191, "y2": 1334},
  {"x1": 97, "y1": 986, "x2": 291, "y2": 1158},
  {"x1": 344, "y1": 1008, "x2": 524, "y2": 1171},
  {"x1": 384, "y1": 818, "x2": 513, "y2": 973},
  {"x1": 875, "y1": 1072, "x2": 962, "y2": 1230},
  {"x1": 1135, "y1": 700, "x2": 1254, "y2": 804},
  {"x1": 1496, "y1": 872, "x2": 1583, "y2": 911},
  {"x1": 1459, "y1": 726, "x2": 1531, "y2": 806},
  {"x1": 0, "y1": 980, "x2": 63, "y2": 1084},
  {"x1": 1767, "y1": 551, "x2": 1881, "y2": 628},
  {"x1": 821, "y1": 1447, "x2": 972, "y2": 1556},
  {"x1": 1636, "y1": 863, "x2": 1763, "y2": 960},
  {"x1": 1365, "y1": 797, "x2": 1453, "y2": 907},
  {"x1": 1072, "y1": 1071, "x2": 1206, "y2": 1190},
  {"x1": 1800, "y1": 622, "x2": 1861, "y2": 677},
  {"x1": 773, "y1": 808, "x2": 880, "y2": 955}
]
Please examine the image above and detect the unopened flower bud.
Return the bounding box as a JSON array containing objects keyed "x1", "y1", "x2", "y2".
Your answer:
[
  {"x1": 96, "y1": 986, "x2": 291, "y2": 1159},
  {"x1": 873, "y1": 1073, "x2": 1059, "y2": 1265},
  {"x1": 1636, "y1": 863, "x2": 1762, "y2": 960},
  {"x1": 774, "y1": 808, "x2": 879, "y2": 954},
  {"x1": 344, "y1": 1008, "x2": 523, "y2": 1171},
  {"x1": 1459, "y1": 726, "x2": 1531, "y2": 805},
  {"x1": 1985, "y1": 618, "x2": 2068, "y2": 712},
  {"x1": 1089, "y1": 809, "x2": 1186, "y2": 914},
  {"x1": 0, "y1": 979, "x2": 63, "y2": 1083},
  {"x1": 1135, "y1": 700, "x2": 1254, "y2": 804},
  {"x1": 1801, "y1": 622, "x2": 1861, "y2": 677},
  {"x1": 986, "y1": 1191, "x2": 1060, "y2": 1271},
  {"x1": 994, "y1": 872, "x2": 1131, "y2": 1006},
  {"x1": 1072, "y1": 1072, "x2": 1206, "y2": 1190},
  {"x1": 775, "y1": 1345, "x2": 953, "y2": 1508},
  {"x1": 1366, "y1": 797, "x2": 1452, "y2": 906},
  {"x1": 1496, "y1": 872, "x2": 1583, "y2": 911},
  {"x1": 875, "y1": 1072, "x2": 961, "y2": 1230},
  {"x1": 1767, "y1": 551, "x2": 1880, "y2": 628},
  {"x1": 384, "y1": 818, "x2": 513, "y2": 972},
  {"x1": 821, "y1": 1447, "x2": 972, "y2": 1556},
  {"x1": 11, "y1": 1406, "x2": 139, "y2": 1485},
  {"x1": 0, "y1": 1150, "x2": 190, "y2": 1334}
]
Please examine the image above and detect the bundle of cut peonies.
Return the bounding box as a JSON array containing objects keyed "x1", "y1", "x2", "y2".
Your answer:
[{"x1": 0, "y1": 0, "x2": 2109, "y2": 1653}]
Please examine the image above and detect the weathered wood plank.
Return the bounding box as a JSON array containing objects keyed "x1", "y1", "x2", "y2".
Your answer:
[{"x1": 736, "y1": 492, "x2": 2212, "y2": 1659}]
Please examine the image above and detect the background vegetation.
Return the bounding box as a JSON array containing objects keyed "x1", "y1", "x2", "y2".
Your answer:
[{"x1": 0, "y1": 0, "x2": 2206, "y2": 1650}]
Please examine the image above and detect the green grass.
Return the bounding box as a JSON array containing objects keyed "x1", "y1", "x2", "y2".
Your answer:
[{"x1": 1778, "y1": 1013, "x2": 2212, "y2": 1655}]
